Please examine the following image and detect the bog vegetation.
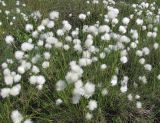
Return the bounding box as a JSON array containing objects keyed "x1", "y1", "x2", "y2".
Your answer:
[{"x1": 0, "y1": 0, "x2": 160, "y2": 123}]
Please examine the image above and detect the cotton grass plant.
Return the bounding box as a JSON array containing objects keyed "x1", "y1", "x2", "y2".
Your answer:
[{"x1": 0, "y1": 0, "x2": 160, "y2": 122}]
